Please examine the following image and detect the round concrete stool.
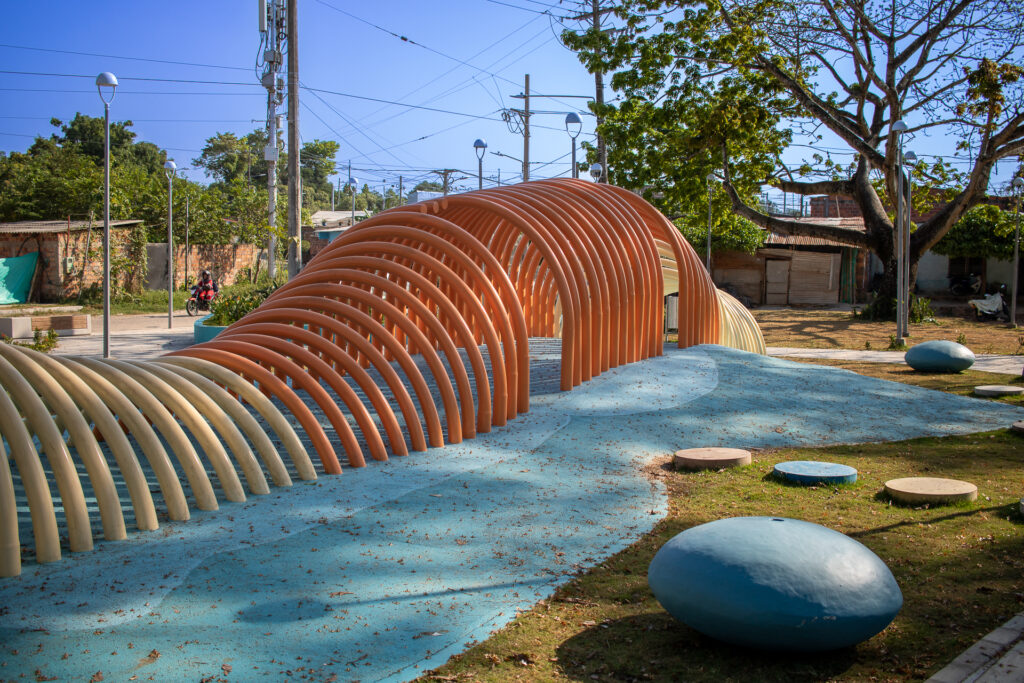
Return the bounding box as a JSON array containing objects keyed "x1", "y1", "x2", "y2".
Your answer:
[
  {"x1": 774, "y1": 460, "x2": 857, "y2": 485},
  {"x1": 1011, "y1": 421, "x2": 1024, "y2": 435},
  {"x1": 974, "y1": 385, "x2": 1024, "y2": 397},
  {"x1": 673, "y1": 447, "x2": 751, "y2": 471},
  {"x1": 884, "y1": 477, "x2": 977, "y2": 505}
]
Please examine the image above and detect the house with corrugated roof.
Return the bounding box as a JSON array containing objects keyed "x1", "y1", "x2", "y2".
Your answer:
[{"x1": 0, "y1": 219, "x2": 143, "y2": 302}]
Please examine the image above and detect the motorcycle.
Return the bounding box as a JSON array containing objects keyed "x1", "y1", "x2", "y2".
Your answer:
[
  {"x1": 185, "y1": 283, "x2": 217, "y2": 317},
  {"x1": 949, "y1": 273, "x2": 983, "y2": 296},
  {"x1": 968, "y1": 284, "x2": 1009, "y2": 322}
]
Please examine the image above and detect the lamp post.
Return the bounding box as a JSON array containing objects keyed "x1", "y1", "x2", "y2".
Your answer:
[
  {"x1": 589, "y1": 162, "x2": 603, "y2": 182},
  {"x1": 95, "y1": 72, "x2": 117, "y2": 358},
  {"x1": 348, "y1": 177, "x2": 358, "y2": 227},
  {"x1": 892, "y1": 119, "x2": 908, "y2": 344},
  {"x1": 706, "y1": 173, "x2": 717, "y2": 272},
  {"x1": 164, "y1": 160, "x2": 176, "y2": 329},
  {"x1": 903, "y1": 150, "x2": 917, "y2": 338},
  {"x1": 473, "y1": 139, "x2": 487, "y2": 190},
  {"x1": 565, "y1": 113, "x2": 582, "y2": 178},
  {"x1": 1012, "y1": 176, "x2": 1024, "y2": 327}
]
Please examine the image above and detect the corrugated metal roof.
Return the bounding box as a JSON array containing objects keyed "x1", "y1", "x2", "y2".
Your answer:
[
  {"x1": 0, "y1": 219, "x2": 142, "y2": 234},
  {"x1": 765, "y1": 217, "x2": 865, "y2": 248}
]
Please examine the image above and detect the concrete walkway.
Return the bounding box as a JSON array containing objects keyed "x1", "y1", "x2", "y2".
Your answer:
[
  {"x1": 768, "y1": 346, "x2": 1024, "y2": 376},
  {"x1": 51, "y1": 312, "x2": 195, "y2": 359}
]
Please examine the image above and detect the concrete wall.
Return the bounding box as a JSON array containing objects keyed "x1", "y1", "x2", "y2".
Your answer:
[{"x1": 916, "y1": 251, "x2": 949, "y2": 293}]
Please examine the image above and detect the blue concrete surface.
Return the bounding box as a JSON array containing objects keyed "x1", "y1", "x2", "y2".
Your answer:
[
  {"x1": 648, "y1": 516, "x2": 903, "y2": 651},
  {"x1": 193, "y1": 314, "x2": 225, "y2": 344},
  {"x1": 905, "y1": 340, "x2": 975, "y2": 372},
  {"x1": 774, "y1": 460, "x2": 858, "y2": 485},
  {"x1": 2, "y1": 345, "x2": 1022, "y2": 681}
]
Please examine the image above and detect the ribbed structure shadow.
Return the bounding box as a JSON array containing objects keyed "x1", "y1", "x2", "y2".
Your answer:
[{"x1": 0, "y1": 179, "x2": 764, "y2": 576}]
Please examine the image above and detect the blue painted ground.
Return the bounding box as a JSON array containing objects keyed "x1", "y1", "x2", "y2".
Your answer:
[{"x1": 2, "y1": 345, "x2": 1022, "y2": 682}]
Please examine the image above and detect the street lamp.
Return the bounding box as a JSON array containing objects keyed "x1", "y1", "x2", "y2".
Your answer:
[
  {"x1": 589, "y1": 162, "x2": 603, "y2": 182},
  {"x1": 164, "y1": 160, "x2": 176, "y2": 329},
  {"x1": 565, "y1": 113, "x2": 582, "y2": 179},
  {"x1": 347, "y1": 177, "x2": 358, "y2": 227},
  {"x1": 706, "y1": 173, "x2": 718, "y2": 272},
  {"x1": 96, "y1": 71, "x2": 117, "y2": 357},
  {"x1": 1012, "y1": 176, "x2": 1024, "y2": 327},
  {"x1": 892, "y1": 119, "x2": 909, "y2": 343},
  {"x1": 473, "y1": 139, "x2": 487, "y2": 190},
  {"x1": 903, "y1": 150, "x2": 917, "y2": 338}
]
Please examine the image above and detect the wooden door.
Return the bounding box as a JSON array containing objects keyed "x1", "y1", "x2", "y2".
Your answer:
[{"x1": 765, "y1": 259, "x2": 790, "y2": 305}]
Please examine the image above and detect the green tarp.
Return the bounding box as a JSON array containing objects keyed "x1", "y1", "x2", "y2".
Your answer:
[{"x1": 0, "y1": 252, "x2": 39, "y2": 304}]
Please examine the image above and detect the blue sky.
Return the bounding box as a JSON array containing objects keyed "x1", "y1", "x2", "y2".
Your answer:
[
  {"x1": 1, "y1": 0, "x2": 597, "y2": 191},
  {"x1": 2, "y1": 1, "x2": 1017, "y2": 200}
]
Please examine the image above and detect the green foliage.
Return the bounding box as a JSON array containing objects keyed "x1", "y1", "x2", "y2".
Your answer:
[
  {"x1": 674, "y1": 211, "x2": 766, "y2": 255},
  {"x1": 205, "y1": 282, "x2": 279, "y2": 326},
  {"x1": 956, "y1": 332, "x2": 968, "y2": 346},
  {"x1": 859, "y1": 295, "x2": 935, "y2": 323},
  {"x1": 887, "y1": 334, "x2": 907, "y2": 351},
  {"x1": 932, "y1": 204, "x2": 1019, "y2": 259},
  {"x1": 413, "y1": 181, "x2": 443, "y2": 192},
  {"x1": 1, "y1": 329, "x2": 59, "y2": 353}
]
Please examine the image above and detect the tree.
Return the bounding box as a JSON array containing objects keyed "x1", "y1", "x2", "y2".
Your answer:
[
  {"x1": 413, "y1": 181, "x2": 443, "y2": 192},
  {"x1": 566, "y1": 0, "x2": 1024, "y2": 312},
  {"x1": 932, "y1": 204, "x2": 1018, "y2": 261}
]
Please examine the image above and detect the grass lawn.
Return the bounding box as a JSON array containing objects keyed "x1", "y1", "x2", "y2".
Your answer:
[
  {"x1": 752, "y1": 308, "x2": 1024, "y2": 355},
  {"x1": 69, "y1": 280, "x2": 275, "y2": 316},
  {"x1": 418, "y1": 362, "x2": 1024, "y2": 682}
]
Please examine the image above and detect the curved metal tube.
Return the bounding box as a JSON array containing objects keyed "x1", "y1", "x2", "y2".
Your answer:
[{"x1": 0, "y1": 179, "x2": 765, "y2": 575}]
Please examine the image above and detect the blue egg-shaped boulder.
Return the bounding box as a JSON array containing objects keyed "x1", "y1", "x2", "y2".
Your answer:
[
  {"x1": 904, "y1": 340, "x2": 974, "y2": 372},
  {"x1": 648, "y1": 517, "x2": 902, "y2": 651}
]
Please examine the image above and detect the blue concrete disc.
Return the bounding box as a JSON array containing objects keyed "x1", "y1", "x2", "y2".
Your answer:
[
  {"x1": 774, "y1": 460, "x2": 857, "y2": 485},
  {"x1": 648, "y1": 517, "x2": 903, "y2": 651}
]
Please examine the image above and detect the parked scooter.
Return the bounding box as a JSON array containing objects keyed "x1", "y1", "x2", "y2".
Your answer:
[
  {"x1": 968, "y1": 284, "x2": 1009, "y2": 322},
  {"x1": 950, "y1": 273, "x2": 983, "y2": 296}
]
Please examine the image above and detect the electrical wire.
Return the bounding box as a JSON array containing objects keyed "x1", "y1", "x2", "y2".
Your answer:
[{"x1": 0, "y1": 43, "x2": 250, "y2": 72}]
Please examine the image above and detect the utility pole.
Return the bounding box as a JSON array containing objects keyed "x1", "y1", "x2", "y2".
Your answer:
[
  {"x1": 258, "y1": 0, "x2": 284, "y2": 282},
  {"x1": 286, "y1": 0, "x2": 300, "y2": 279},
  {"x1": 523, "y1": 74, "x2": 530, "y2": 182},
  {"x1": 592, "y1": 0, "x2": 607, "y2": 183},
  {"x1": 432, "y1": 169, "x2": 462, "y2": 196},
  {"x1": 398, "y1": 175, "x2": 403, "y2": 205}
]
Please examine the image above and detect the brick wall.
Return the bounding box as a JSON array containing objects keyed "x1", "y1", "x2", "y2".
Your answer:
[
  {"x1": 0, "y1": 227, "x2": 134, "y2": 301},
  {"x1": 148, "y1": 243, "x2": 260, "y2": 289}
]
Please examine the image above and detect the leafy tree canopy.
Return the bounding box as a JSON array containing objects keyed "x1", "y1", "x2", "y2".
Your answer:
[
  {"x1": 932, "y1": 204, "x2": 1021, "y2": 261},
  {"x1": 413, "y1": 181, "x2": 443, "y2": 192},
  {"x1": 565, "y1": 0, "x2": 1024, "y2": 297}
]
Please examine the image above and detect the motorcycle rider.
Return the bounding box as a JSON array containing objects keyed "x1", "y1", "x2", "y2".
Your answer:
[{"x1": 195, "y1": 269, "x2": 219, "y2": 303}]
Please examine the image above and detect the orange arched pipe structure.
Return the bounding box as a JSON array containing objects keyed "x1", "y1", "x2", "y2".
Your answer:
[{"x1": 0, "y1": 179, "x2": 764, "y2": 576}]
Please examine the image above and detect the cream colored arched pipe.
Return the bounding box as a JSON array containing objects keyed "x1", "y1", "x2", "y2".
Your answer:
[
  {"x1": 125, "y1": 361, "x2": 268, "y2": 496},
  {"x1": 717, "y1": 289, "x2": 766, "y2": 355},
  {"x1": 157, "y1": 356, "x2": 315, "y2": 482},
  {"x1": 150, "y1": 361, "x2": 289, "y2": 488},
  {"x1": 11, "y1": 346, "x2": 159, "y2": 532},
  {"x1": 0, "y1": 346, "x2": 127, "y2": 542},
  {"x1": 0, "y1": 435, "x2": 19, "y2": 576},
  {"x1": 0, "y1": 353, "x2": 92, "y2": 552},
  {"x1": 0, "y1": 345, "x2": 127, "y2": 543},
  {"x1": 72, "y1": 357, "x2": 218, "y2": 512},
  {"x1": 0, "y1": 378, "x2": 60, "y2": 570},
  {"x1": 0, "y1": 382, "x2": 59, "y2": 570},
  {"x1": 101, "y1": 359, "x2": 247, "y2": 503},
  {"x1": 56, "y1": 357, "x2": 189, "y2": 522}
]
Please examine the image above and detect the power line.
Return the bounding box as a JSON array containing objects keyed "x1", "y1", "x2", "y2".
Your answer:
[
  {"x1": 0, "y1": 42, "x2": 250, "y2": 72},
  {"x1": 313, "y1": 1, "x2": 523, "y2": 89}
]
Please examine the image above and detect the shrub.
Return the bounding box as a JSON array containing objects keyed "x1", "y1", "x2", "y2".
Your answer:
[
  {"x1": 1, "y1": 329, "x2": 59, "y2": 353},
  {"x1": 205, "y1": 282, "x2": 279, "y2": 326}
]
